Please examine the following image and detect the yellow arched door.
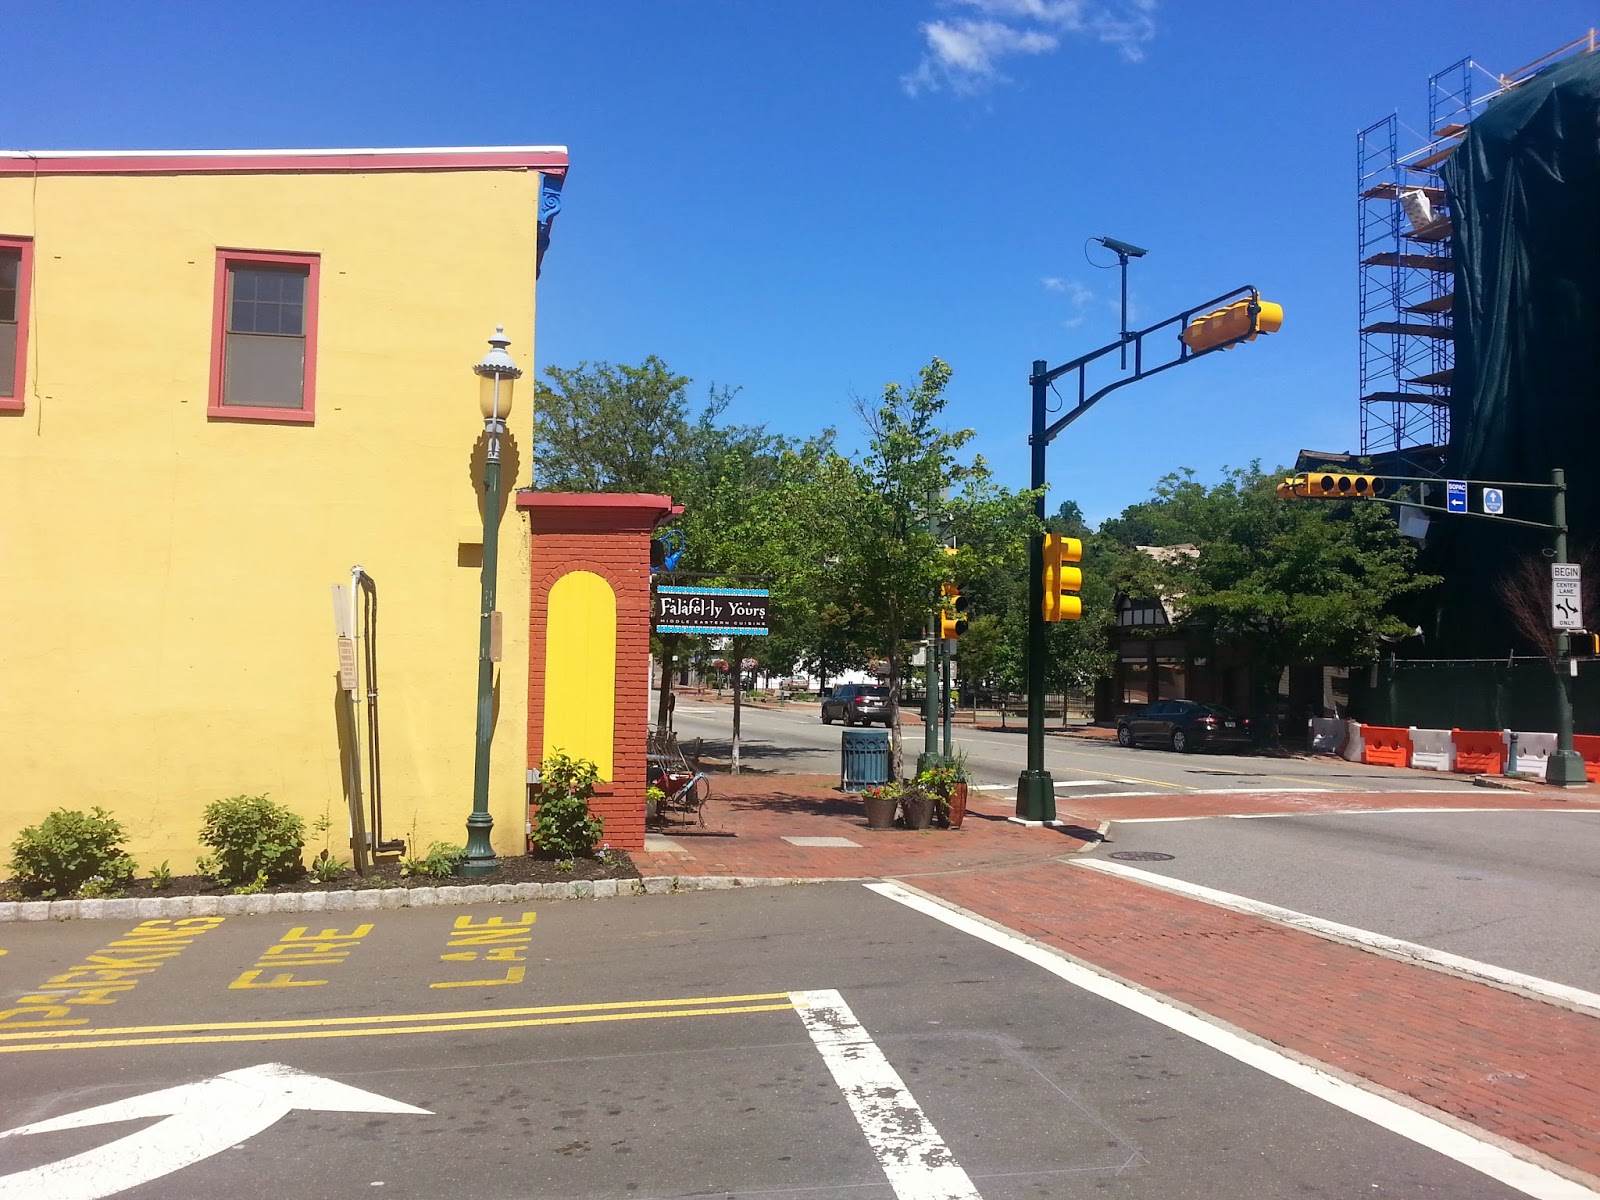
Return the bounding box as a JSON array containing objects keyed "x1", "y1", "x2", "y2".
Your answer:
[{"x1": 542, "y1": 571, "x2": 616, "y2": 779}]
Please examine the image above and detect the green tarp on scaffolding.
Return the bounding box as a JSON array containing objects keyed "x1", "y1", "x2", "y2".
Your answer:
[{"x1": 1420, "y1": 50, "x2": 1600, "y2": 660}]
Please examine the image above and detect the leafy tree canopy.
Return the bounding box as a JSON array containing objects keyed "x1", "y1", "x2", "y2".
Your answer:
[{"x1": 1102, "y1": 465, "x2": 1441, "y2": 679}]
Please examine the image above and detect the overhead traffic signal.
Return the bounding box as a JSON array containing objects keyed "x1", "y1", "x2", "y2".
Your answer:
[
  {"x1": 1278, "y1": 472, "x2": 1388, "y2": 499},
  {"x1": 939, "y1": 582, "x2": 969, "y2": 640},
  {"x1": 1042, "y1": 533, "x2": 1083, "y2": 622},
  {"x1": 1180, "y1": 296, "x2": 1284, "y2": 355}
]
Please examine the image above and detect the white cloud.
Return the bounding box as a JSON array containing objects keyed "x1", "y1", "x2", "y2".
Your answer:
[
  {"x1": 903, "y1": 0, "x2": 1157, "y2": 95},
  {"x1": 1045, "y1": 277, "x2": 1097, "y2": 327}
]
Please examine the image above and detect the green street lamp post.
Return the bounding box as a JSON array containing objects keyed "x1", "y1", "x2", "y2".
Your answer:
[{"x1": 458, "y1": 326, "x2": 523, "y2": 878}]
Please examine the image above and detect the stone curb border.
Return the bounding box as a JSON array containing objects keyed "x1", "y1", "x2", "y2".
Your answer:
[{"x1": 0, "y1": 876, "x2": 849, "y2": 923}]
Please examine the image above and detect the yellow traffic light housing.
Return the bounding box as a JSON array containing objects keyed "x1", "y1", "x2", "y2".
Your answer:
[
  {"x1": 939, "y1": 582, "x2": 969, "y2": 640},
  {"x1": 1303, "y1": 472, "x2": 1387, "y2": 499},
  {"x1": 1180, "y1": 296, "x2": 1284, "y2": 355},
  {"x1": 1275, "y1": 474, "x2": 1311, "y2": 500},
  {"x1": 1042, "y1": 533, "x2": 1083, "y2": 622}
]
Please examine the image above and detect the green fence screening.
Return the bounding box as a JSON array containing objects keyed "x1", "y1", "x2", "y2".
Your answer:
[{"x1": 1350, "y1": 658, "x2": 1600, "y2": 734}]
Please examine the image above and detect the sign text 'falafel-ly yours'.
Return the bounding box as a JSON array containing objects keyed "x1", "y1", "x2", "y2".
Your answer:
[
  {"x1": 653, "y1": 586, "x2": 769, "y2": 636},
  {"x1": 0, "y1": 917, "x2": 226, "y2": 1027}
]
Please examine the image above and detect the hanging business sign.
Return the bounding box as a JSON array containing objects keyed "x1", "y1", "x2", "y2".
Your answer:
[{"x1": 654, "y1": 586, "x2": 769, "y2": 635}]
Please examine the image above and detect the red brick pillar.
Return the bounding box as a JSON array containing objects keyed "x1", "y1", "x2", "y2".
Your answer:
[{"x1": 519, "y1": 493, "x2": 680, "y2": 851}]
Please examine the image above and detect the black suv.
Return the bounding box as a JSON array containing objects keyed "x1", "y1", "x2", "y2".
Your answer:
[{"x1": 820, "y1": 684, "x2": 893, "y2": 726}]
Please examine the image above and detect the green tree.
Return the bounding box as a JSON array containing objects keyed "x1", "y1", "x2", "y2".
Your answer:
[
  {"x1": 768, "y1": 359, "x2": 1036, "y2": 776},
  {"x1": 532, "y1": 357, "x2": 697, "y2": 492}
]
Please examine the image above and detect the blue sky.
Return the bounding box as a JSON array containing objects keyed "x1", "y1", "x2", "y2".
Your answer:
[{"x1": 7, "y1": 2, "x2": 1596, "y2": 523}]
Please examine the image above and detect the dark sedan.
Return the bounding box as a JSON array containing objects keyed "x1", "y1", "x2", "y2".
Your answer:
[{"x1": 1115, "y1": 700, "x2": 1252, "y2": 753}]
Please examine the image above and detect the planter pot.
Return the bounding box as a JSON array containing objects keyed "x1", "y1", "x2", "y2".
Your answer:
[
  {"x1": 901, "y1": 793, "x2": 934, "y2": 830},
  {"x1": 946, "y1": 782, "x2": 969, "y2": 829},
  {"x1": 863, "y1": 795, "x2": 898, "y2": 831}
]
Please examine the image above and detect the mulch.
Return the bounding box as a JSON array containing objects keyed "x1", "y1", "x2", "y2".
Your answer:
[{"x1": 0, "y1": 850, "x2": 640, "y2": 903}]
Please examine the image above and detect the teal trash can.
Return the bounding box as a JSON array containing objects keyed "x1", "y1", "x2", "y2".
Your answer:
[{"x1": 840, "y1": 729, "x2": 891, "y2": 791}]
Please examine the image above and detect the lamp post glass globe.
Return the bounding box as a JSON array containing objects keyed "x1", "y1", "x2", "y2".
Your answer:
[
  {"x1": 459, "y1": 325, "x2": 524, "y2": 878},
  {"x1": 475, "y1": 325, "x2": 522, "y2": 421}
]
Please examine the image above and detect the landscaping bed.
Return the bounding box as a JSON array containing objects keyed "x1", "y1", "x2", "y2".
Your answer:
[{"x1": 0, "y1": 850, "x2": 640, "y2": 903}]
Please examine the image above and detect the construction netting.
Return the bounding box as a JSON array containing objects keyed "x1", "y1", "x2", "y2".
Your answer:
[{"x1": 1422, "y1": 50, "x2": 1600, "y2": 656}]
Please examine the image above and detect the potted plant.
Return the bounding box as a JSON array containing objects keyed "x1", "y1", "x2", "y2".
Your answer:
[
  {"x1": 917, "y1": 754, "x2": 971, "y2": 829},
  {"x1": 899, "y1": 783, "x2": 935, "y2": 830},
  {"x1": 861, "y1": 781, "x2": 901, "y2": 831}
]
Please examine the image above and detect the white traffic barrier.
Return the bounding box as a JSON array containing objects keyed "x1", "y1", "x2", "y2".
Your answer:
[
  {"x1": 1341, "y1": 720, "x2": 1365, "y2": 762},
  {"x1": 1506, "y1": 729, "x2": 1556, "y2": 776},
  {"x1": 1407, "y1": 726, "x2": 1455, "y2": 772}
]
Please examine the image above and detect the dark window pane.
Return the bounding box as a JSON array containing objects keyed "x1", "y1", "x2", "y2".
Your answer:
[
  {"x1": 0, "y1": 249, "x2": 16, "y2": 323},
  {"x1": 0, "y1": 324, "x2": 15, "y2": 396},
  {"x1": 228, "y1": 266, "x2": 308, "y2": 333},
  {"x1": 224, "y1": 332, "x2": 305, "y2": 409}
]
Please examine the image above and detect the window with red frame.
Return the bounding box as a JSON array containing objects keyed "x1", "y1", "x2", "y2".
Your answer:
[
  {"x1": 0, "y1": 239, "x2": 30, "y2": 406},
  {"x1": 210, "y1": 251, "x2": 318, "y2": 419}
]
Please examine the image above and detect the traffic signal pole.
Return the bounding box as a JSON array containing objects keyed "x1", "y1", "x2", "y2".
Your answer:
[
  {"x1": 921, "y1": 491, "x2": 940, "y2": 776},
  {"x1": 1549, "y1": 467, "x2": 1587, "y2": 786},
  {"x1": 1018, "y1": 361, "x2": 1056, "y2": 820},
  {"x1": 1019, "y1": 284, "x2": 1280, "y2": 821}
]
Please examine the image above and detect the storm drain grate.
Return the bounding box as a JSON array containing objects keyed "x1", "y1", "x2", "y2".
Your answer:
[{"x1": 1108, "y1": 850, "x2": 1175, "y2": 861}]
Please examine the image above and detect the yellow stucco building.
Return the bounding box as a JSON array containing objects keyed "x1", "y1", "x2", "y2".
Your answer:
[{"x1": 0, "y1": 145, "x2": 569, "y2": 873}]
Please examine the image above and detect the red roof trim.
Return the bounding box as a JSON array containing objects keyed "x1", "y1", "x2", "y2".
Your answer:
[
  {"x1": 0, "y1": 148, "x2": 569, "y2": 177},
  {"x1": 517, "y1": 492, "x2": 682, "y2": 532}
]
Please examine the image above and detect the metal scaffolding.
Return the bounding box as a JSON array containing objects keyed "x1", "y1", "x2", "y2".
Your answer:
[
  {"x1": 1355, "y1": 59, "x2": 1474, "y2": 457},
  {"x1": 1355, "y1": 33, "x2": 1598, "y2": 459}
]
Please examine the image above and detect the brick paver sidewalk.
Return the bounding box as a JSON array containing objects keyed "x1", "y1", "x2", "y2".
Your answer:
[{"x1": 633, "y1": 774, "x2": 1102, "y2": 880}]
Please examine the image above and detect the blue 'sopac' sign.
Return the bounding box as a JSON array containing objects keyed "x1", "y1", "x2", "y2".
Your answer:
[
  {"x1": 1447, "y1": 480, "x2": 1467, "y2": 513},
  {"x1": 654, "y1": 586, "x2": 770, "y2": 636}
]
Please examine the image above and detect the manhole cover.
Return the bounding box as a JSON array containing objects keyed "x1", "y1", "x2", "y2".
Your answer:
[{"x1": 1108, "y1": 850, "x2": 1175, "y2": 861}]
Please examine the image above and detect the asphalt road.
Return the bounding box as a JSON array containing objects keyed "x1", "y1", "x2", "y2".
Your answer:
[
  {"x1": 0, "y1": 886, "x2": 1532, "y2": 1199},
  {"x1": 1088, "y1": 808, "x2": 1600, "y2": 995},
  {"x1": 664, "y1": 694, "x2": 1489, "y2": 796}
]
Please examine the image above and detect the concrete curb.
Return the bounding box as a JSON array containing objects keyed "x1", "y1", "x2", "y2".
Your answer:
[
  {"x1": 1471, "y1": 774, "x2": 1535, "y2": 792},
  {"x1": 0, "y1": 876, "x2": 829, "y2": 922}
]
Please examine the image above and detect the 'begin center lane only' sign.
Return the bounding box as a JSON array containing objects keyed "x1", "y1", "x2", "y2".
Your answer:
[{"x1": 654, "y1": 586, "x2": 770, "y2": 636}]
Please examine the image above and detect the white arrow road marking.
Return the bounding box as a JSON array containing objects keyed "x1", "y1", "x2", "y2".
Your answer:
[
  {"x1": 792, "y1": 989, "x2": 981, "y2": 1200},
  {"x1": 0, "y1": 1062, "x2": 430, "y2": 1200}
]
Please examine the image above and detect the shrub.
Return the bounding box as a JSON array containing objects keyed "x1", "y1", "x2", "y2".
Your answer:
[
  {"x1": 7, "y1": 807, "x2": 136, "y2": 898},
  {"x1": 198, "y1": 795, "x2": 305, "y2": 887},
  {"x1": 308, "y1": 850, "x2": 345, "y2": 883},
  {"x1": 532, "y1": 750, "x2": 604, "y2": 859},
  {"x1": 399, "y1": 842, "x2": 464, "y2": 879}
]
